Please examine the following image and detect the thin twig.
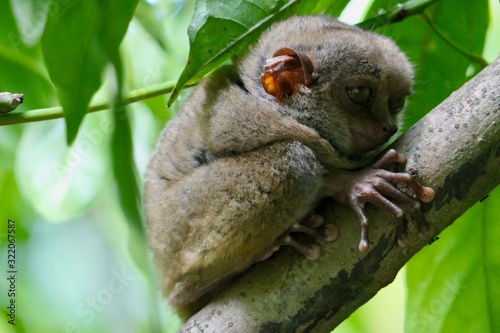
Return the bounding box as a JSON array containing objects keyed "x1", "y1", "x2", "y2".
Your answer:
[
  {"x1": 357, "y1": 0, "x2": 439, "y2": 30},
  {"x1": 0, "y1": 80, "x2": 178, "y2": 126}
]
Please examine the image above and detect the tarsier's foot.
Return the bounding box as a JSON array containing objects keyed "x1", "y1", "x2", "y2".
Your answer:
[
  {"x1": 346, "y1": 149, "x2": 435, "y2": 252},
  {"x1": 281, "y1": 213, "x2": 338, "y2": 260},
  {"x1": 253, "y1": 214, "x2": 338, "y2": 262}
]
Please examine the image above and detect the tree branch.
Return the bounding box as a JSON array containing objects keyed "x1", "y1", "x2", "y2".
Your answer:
[{"x1": 179, "y1": 56, "x2": 500, "y2": 332}]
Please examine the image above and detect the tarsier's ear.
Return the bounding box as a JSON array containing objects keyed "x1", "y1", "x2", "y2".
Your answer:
[{"x1": 260, "y1": 47, "x2": 314, "y2": 101}]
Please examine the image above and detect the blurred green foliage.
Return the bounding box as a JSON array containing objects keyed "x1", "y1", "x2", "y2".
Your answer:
[{"x1": 0, "y1": 0, "x2": 498, "y2": 332}]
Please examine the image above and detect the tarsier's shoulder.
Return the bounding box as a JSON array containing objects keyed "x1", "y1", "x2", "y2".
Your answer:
[
  {"x1": 146, "y1": 64, "x2": 244, "y2": 183},
  {"x1": 146, "y1": 91, "x2": 208, "y2": 184}
]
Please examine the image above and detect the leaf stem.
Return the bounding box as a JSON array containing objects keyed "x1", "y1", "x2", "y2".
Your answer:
[
  {"x1": 0, "y1": 80, "x2": 178, "y2": 126},
  {"x1": 358, "y1": 0, "x2": 439, "y2": 30}
]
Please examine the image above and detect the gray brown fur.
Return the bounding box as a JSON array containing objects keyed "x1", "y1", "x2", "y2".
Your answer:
[{"x1": 144, "y1": 15, "x2": 414, "y2": 315}]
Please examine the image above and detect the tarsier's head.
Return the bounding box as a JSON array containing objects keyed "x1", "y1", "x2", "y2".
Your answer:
[{"x1": 242, "y1": 15, "x2": 414, "y2": 157}]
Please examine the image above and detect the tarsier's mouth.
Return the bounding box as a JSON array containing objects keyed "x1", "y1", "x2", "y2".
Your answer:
[{"x1": 350, "y1": 130, "x2": 388, "y2": 154}]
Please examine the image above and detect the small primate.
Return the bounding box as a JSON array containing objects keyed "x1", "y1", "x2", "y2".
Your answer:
[{"x1": 144, "y1": 15, "x2": 435, "y2": 316}]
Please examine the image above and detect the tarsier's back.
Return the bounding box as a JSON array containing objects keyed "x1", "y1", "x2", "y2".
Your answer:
[{"x1": 144, "y1": 14, "x2": 434, "y2": 320}]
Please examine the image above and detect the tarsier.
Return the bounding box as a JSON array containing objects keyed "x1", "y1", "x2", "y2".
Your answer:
[{"x1": 144, "y1": 15, "x2": 435, "y2": 316}]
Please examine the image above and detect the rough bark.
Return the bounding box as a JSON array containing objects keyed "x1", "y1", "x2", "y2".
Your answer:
[{"x1": 179, "y1": 56, "x2": 500, "y2": 333}]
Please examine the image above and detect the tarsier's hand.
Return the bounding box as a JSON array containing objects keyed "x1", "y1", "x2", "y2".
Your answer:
[{"x1": 331, "y1": 149, "x2": 435, "y2": 252}]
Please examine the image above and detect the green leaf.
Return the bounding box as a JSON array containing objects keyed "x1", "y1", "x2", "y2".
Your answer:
[
  {"x1": 406, "y1": 186, "x2": 500, "y2": 332},
  {"x1": 367, "y1": 0, "x2": 489, "y2": 129},
  {"x1": 107, "y1": 38, "x2": 143, "y2": 236},
  {"x1": 41, "y1": 0, "x2": 138, "y2": 145},
  {"x1": 167, "y1": 0, "x2": 350, "y2": 105},
  {"x1": 425, "y1": 0, "x2": 489, "y2": 58},
  {"x1": 96, "y1": 0, "x2": 139, "y2": 56},
  {"x1": 134, "y1": 1, "x2": 168, "y2": 50},
  {"x1": 320, "y1": 0, "x2": 352, "y2": 17},
  {"x1": 111, "y1": 107, "x2": 143, "y2": 234},
  {"x1": 41, "y1": 1, "x2": 105, "y2": 145}
]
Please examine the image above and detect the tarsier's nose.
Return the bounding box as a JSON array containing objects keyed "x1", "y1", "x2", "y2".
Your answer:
[{"x1": 382, "y1": 122, "x2": 398, "y2": 138}]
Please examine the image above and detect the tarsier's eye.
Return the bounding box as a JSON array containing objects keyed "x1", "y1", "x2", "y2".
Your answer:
[
  {"x1": 346, "y1": 86, "x2": 373, "y2": 106},
  {"x1": 389, "y1": 95, "x2": 406, "y2": 113}
]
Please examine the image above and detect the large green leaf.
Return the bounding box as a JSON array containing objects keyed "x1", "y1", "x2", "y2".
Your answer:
[
  {"x1": 41, "y1": 0, "x2": 138, "y2": 145},
  {"x1": 426, "y1": 0, "x2": 489, "y2": 58},
  {"x1": 367, "y1": 0, "x2": 489, "y2": 130},
  {"x1": 111, "y1": 107, "x2": 144, "y2": 234},
  {"x1": 406, "y1": 187, "x2": 500, "y2": 332},
  {"x1": 167, "y1": 0, "x2": 350, "y2": 105}
]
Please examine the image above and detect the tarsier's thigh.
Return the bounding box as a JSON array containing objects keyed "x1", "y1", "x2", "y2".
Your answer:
[{"x1": 147, "y1": 141, "x2": 324, "y2": 305}]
